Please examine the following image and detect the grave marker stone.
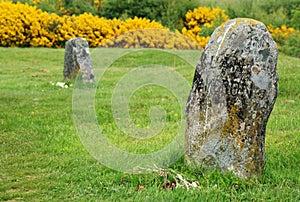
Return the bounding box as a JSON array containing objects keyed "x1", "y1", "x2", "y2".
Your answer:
[
  {"x1": 185, "y1": 18, "x2": 278, "y2": 178},
  {"x1": 63, "y1": 37, "x2": 95, "y2": 83}
]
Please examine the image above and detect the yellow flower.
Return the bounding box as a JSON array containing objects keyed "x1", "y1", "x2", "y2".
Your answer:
[
  {"x1": 0, "y1": 2, "x2": 230, "y2": 50},
  {"x1": 181, "y1": 7, "x2": 229, "y2": 49},
  {"x1": 267, "y1": 24, "x2": 296, "y2": 49}
]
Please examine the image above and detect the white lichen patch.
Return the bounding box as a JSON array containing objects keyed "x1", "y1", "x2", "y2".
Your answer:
[{"x1": 185, "y1": 18, "x2": 278, "y2": 179}]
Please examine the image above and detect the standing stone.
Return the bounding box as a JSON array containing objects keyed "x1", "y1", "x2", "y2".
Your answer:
[
  {"x1": 63, "y1": 37, "x2": 95, "y2": 83},
  {"x1": 185, "y1": 18, "x2": 278, "y2": 178}
]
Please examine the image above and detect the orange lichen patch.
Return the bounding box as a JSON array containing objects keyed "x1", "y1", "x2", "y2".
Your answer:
[
  {"x1": 252, "y1": 66, "x2": 259, "y2": 74},
  {"x1": 222, "y1": 105, "x2": 240, "y2": 137},
  {"x1": 222, "y1": 107, "x2": 265, "y2": 177},
  {"x1": 222, "y1": 106, "x2": 249, "y2": 154},
  {"x1": 244, "y1": 114, "x2": 265, "y2": 174}
]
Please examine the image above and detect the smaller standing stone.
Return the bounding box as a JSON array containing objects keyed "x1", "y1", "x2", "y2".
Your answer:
[
  {"x1": 63, "y1": 37, "x2": 95, "y2": 83},
  {"x1": 185, "y1": 18, "x2": 278, "y2": 178}
]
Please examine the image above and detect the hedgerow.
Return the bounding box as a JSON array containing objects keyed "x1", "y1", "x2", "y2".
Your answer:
[
  {"x1": 101, "y1": 29, "x2": 201, "y2": 50},
  {"x1": 0, "y1": 1, "x2": 298, "y2": 54},
  {"x1": 0, "y1": 2, "x2": 164, "y2": 48}
]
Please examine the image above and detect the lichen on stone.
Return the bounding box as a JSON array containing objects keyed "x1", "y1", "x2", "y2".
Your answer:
[
  {"x1": 185, "y1": 18, "x2": 278, "y2": 179},
  {"x1": 63, "y1": 37, "x2": 95, "y2": 83}
]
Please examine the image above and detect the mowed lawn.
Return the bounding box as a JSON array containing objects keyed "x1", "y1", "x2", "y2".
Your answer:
[{"x1": 0, "y1": 47, "x2": 299, "y2": 201}]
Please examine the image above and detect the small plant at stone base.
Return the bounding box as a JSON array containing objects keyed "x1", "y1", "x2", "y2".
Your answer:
[
  {"x1": 135, "y1": 167, "x2": 200, "y2": 190},
  {"x1": 64, "y1": 80, "x2": 72, "y2": 87}
]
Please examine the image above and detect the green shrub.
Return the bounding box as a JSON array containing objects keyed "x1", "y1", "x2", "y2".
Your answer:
[
  {"x1": 101, "y1": 0, "x2": 199, "y2": 30},
  {"x1": 11, "y1": 0, "x2": 32, "y2": 4},
  {"x1": 11, "y1": 0, "x2": 101, "y2": 16},
  {"x1": 224, "y1": 0, "x2": 256, "y2": 19},
  {"x1": 281, "y1": 32, "x2": 300, "y2": 58},
  {"x1": 260, "y1": 6, "x2": 289, "y2": 27},
  {"x1": 36, "y1": 0, "x2": 63, "y2": 15},
  {"x1": 159, "y1": 0, "x2": 200, "y2": 30},
  {"x1": 291, "y1": 8, "x2": 300, "y2": 29},
  {"x1": 0, "y1": 2, "x2": 166, "y2": 48},
  {"x1": 258, "y1": 0, "x2": 299, "y2": 18},
  {"x1": 202, "y1": 0, "x2": 300, "y2": 29},
  {"x1": 63, "y1": 0, "x2": 99, "y2": 16},
  {"x1": 101, "y1": 0, "x2": 161, "y2": 20}
]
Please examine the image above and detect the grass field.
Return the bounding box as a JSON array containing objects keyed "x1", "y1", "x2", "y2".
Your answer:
[{"x1": 0, "y1": 47, "x2": 299, "y2": 201}]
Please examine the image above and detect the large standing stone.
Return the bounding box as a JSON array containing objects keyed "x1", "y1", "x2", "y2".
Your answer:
[
  {"x1": 185, "y1": 18, "x2": 278, "y2": 178},
  {"x1": 63, "y1": 37, "x2": 95, "y2": 83}
]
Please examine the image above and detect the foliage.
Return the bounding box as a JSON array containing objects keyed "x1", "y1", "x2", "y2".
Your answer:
[
  {"x1": 101, "y1": 0, "x2": 199, "y2": 30},
  {"x1": 223, "y1": 0, "x2": 256, "y2": 19},
  {"x1": 0, "y1": 1, "x2": 299, "y2": 56},
  {"x1": 0, "y1": 1, "x2": 60, "y2": 47},
  {"x1": 268, "y1": 25, "x2": 296, "y2": 43},
  {"x1": 8, "y1": 0, "x2": 104, "y2": 15},
  {"x1": 291, "y1": 8, "x2": 300, "y2": 30},
  {"x1": 101, "y1": 29, "x2": 201, "y2": 50},
  {"x1": 202, "y1": 0, "x2": 300, "y2": 29},
  {"x1": 62, "y1": 0, "x2": 99, "y2": 16},
  {"x1": 181, "y1": 7, "x2": 229, "y2": 48},
  {"x1": 257, "y1": 0, "x2": 300, "y2": 23},
  {"x1": 281, "y1": 31, "x2": 300, "y2": 58},
  {"x1": 0, "y1": 2, "x2": 165, "y2": 48},
  {"x1": 267, "y1": 24, "x2": 299, "y2": 56},
  {"x1": 36, "y1": 0, "x2": 64, "y2": 15},
  {"x1": 199, "y1": 0, "x2": 300, "y2": 56},
  {"x1": 0, "y1": 1, "x2": 204, "y2": 49},
  {"x1": 9, "y1": 0, "x2": 199, "y2": 30}
]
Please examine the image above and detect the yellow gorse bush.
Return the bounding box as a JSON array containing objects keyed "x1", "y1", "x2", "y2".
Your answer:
[
  {"x1": 0, "y1": 2, "x2": 224, "y2": 49},
  {"x1": 0, "y1": 2, "x2": 165, "y2": 48},
  {"x1": 1, "y1": 2, "x2": 296, "y2": 50},
  {"x1": 0, "y1": 1, "x2": 60, "y2": 47},
  {"x1": 267, "y1": 24, "x2": 295, "y2": 43},
  {"x1": 181, "y1": 7, "x2": 229, "y2": 48},
  {"x1": 101, "y1": 29, "x2": 201, "y2": 50}
]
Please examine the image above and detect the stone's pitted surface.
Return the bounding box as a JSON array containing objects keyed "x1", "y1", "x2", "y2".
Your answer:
[
  {"x1": 185, "y1": 18, "x2": 278, "y2": 178},
  {"x1": 63, "y1": 37, "x2": 95, "y2": 83}
]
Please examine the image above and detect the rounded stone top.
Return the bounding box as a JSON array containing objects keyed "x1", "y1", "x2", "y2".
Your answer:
[
  {"x1": 205, "y1": 18, "x2": 278, "y2": 61},
  {"x1": 200, "y1": 18, "x2": 278, "y2": 78}
]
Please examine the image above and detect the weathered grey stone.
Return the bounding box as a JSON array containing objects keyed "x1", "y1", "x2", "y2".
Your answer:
[
  {"x1": 185, "y1": 18, "x2": 278, "y2": 178},
  {"x1": 63, "y1": 37, "x2": 95, "y2": 83}
]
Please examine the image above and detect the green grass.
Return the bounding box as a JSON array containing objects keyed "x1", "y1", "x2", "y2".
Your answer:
[{"x1": 0, "y1": 47, "x2": 299, "y2": 201}]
